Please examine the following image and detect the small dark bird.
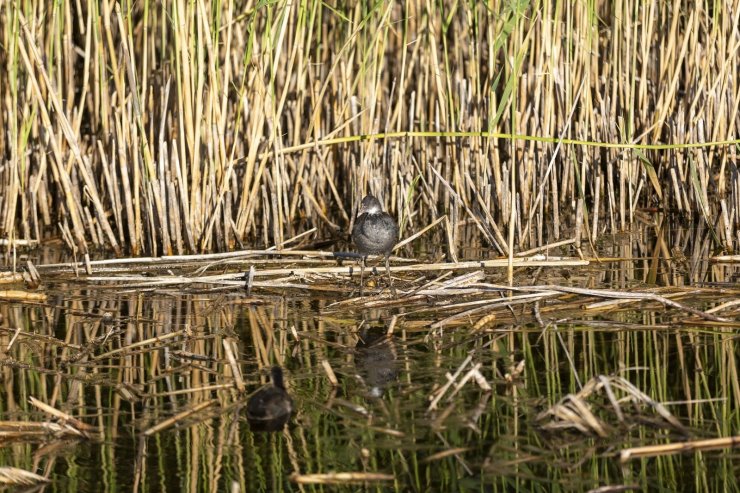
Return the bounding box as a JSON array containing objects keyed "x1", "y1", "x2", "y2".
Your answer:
[
  {"x1": 247, "y1": 366, "x2": 293, "y2": 432},
  {"x1": 352, "y1": 195, "x2": 399, "y2": 296}
]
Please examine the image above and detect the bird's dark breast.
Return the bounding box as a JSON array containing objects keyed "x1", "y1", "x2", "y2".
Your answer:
[
  {"x1": 247, "y1": 388, "x2": 293, "y2": 420},
  {"x1": 352, "y1": 214, "x2": 398, "y2": 254}
]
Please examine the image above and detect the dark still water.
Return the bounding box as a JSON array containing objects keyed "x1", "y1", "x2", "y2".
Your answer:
[{"x1": 1, "y1": 231, "x2": 738, "y2": 492}]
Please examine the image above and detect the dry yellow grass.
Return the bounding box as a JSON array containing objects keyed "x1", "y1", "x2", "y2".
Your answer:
[{"x1": 0, "y1": 1, "x2": 737, "y2": 258}]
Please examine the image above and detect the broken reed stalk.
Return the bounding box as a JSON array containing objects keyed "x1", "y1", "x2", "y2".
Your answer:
[
  {"x1": 289, "y1": 472, "x2": 395, "y2": 485},
  {"x1": 620, "y1": 435, "x2": 740, "y2": 462},
  {"x1": 142, "y1": 400, "x2": 217, "y2": 436},
  {"x1": 1, "y1": 1, "x2": 738, "y2": 258},
  {"x1": 0, "y1": 467, "x2": 49, "y2": 486}
]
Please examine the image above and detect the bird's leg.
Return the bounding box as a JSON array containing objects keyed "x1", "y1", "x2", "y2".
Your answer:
[
  {"x1": 385, "y1": 254, "x2": 397, "y2": 297},
  {"x1": 359, "y1": 256, "x2": 366, "y2": 297}
]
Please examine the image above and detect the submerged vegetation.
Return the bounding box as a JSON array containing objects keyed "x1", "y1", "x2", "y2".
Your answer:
[
  {"x1": 0, "y1": 232, "x2": 739, "y2": 490},
  {"x1": 1, "y1": 0, "x2": 739, "y2": 491}
]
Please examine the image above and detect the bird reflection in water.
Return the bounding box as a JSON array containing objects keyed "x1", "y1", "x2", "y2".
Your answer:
[{"x1": 354, "y1": 327, "x2": 399, "y2": 398}]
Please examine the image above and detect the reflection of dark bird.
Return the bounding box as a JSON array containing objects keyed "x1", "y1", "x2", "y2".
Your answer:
[
  {"x1": 351, "y1": 195, "x2": 399, "y2": 296},
  {"x1": 355, "y1": 328, "x2": 399, "y2": 397},
  {"x1": 247, "y1": 366, "x2": 293, "y2": 432}
]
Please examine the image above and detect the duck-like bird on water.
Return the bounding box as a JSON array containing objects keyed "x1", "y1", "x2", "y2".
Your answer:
[
  {"x1": 247, "y1": 366, "x2": 293, "y2": 432},
  {"x1": 352, "y1": 195, "x2": 399, "y2": 296}
]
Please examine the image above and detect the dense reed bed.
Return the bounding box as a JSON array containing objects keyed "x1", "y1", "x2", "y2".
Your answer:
[{"x1": 1, "y1": 1, "x2": 738, "y2": 257}]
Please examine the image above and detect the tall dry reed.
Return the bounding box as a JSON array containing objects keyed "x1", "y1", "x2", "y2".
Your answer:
[{"x1": 0, "y1": 1, "x2": 737, "y2": 257}]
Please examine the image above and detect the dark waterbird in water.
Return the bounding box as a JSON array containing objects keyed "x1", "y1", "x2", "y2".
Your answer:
[
  {"x1": 351, "y1": 195, "x2": 399, "y2": 296},
  {"x1": 247, "y1": 366, "x2": 293, "y2": 432}
]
